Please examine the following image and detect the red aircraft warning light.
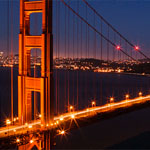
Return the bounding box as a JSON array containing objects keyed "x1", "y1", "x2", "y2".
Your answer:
[
  {"x1": 116, "y1": 45, "x2": 121, "y2": 50},
  {"x1": 134, "y1": 46, "x2": 139, "y2": 51}
]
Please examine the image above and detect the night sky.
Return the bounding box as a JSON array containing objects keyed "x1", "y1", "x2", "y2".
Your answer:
[{"x1": 0, "y1": 0, "x2": 150, "y2": 57}]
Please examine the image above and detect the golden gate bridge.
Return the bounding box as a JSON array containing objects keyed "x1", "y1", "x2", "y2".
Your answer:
[{"x1": 0, "y1": 0, "x2": 150, "y2": 149}]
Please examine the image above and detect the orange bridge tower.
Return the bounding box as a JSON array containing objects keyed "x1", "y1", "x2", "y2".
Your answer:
[{"x1": 18, "y1": 0, "x2": 54, "y2": 125}]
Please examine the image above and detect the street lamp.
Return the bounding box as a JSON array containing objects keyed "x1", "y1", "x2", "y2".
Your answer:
[
  {"x1": 92, "y1": 101, "x2": 96, "y2": 107},
  {"x1": 139, "y1": 92, "x2": 142, "y2": 97},
  {"x1": 110, "y1": 97, "x2": 114, "y2": 103},
  {"x1": 69, "y1": 105, "x2": 74, "y2": 112},
  {"x1": 125, "y1": 94, "x2": 129, "y2": 100}
]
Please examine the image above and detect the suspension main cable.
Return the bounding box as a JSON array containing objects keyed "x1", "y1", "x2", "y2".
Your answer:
[
  {"x1": 61, "y1": 0, "x2": 137, "y2": 62},
  {"x1": 82, "y1": 0, "x2": 150, "y2": 60}
]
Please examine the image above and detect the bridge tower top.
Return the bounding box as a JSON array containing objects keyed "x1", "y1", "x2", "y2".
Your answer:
[{"x1": 18, "y1": 0, "x2": 53, "y2": 124}]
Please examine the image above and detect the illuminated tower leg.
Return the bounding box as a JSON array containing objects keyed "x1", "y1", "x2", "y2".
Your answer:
[{"x1": 18, "y1": 0, "x2": 54, "y2": 124}]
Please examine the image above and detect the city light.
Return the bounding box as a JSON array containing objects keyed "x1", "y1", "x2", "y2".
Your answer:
[
  {"x1": 117, "y1": 69, "x2": 121, "y2": 73},
  {"x1": 39, "y1": 114, "x2": 41, "y2": 118}
]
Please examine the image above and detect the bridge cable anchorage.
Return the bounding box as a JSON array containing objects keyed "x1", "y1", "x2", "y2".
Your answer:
[
  {"x1": 82, "y1": 0, "x2": 150, "y2": 61},
  {"x1": 61, "y1": 0, "x2": 137, "y2": 62}
]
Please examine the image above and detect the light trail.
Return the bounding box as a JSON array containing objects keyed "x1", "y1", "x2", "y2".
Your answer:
[{"x1": 0, "y1": 95, "x2": 150, "y2": 138}]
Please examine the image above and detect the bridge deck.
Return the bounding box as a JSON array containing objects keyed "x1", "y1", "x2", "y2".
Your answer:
[{"x1": 0, "y1": 95, "x2": 150, "y2": 140}]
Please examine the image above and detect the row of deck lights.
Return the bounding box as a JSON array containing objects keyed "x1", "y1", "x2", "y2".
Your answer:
[
  {"x1": 91, "y1": 92, "x2": 142, "y2": 106},
  {"x1": 5, "y1": 91, "x2": 143, "y2": 139},
  {"x1": 5, "y1": 92, "x2": 143, "y2": 126},
  {"x1": 5, "y1": 91, "x2": 144, "y2": 145},
  {"x1": 58, "y1": 92, "x2": 143, "y2": 121},
  {"x1": 55, "y1": 92, "x2": 143, "y2": 132},
  {"x1": 109, "y1": 92, "x2": 142, "y2": 103}
]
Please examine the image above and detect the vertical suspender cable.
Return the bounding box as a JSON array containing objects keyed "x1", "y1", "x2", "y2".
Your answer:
[
  {"x1": 85, "y1": 4, "x2": 87, "y2": 105},
  {"x1": 73, "y1": 9, "x2": 75, "y2": 106},
  {"x1": 87, "y1": 26, "x2": 89, "y2": 103},
  {"x1": 100, "y1": 19, "x2": 103, "y2": 105},
  {"x1": 80, "y1": 1, "x2": 83, "y2": 106},
  {"x1": 10, "y1": 0, "x2": 13, "y2": 122},
  {"x1": 113, "y1": 32, "x2": 116, "y2": 61},
  {"x1": 56, "y1": 0, "x2": 58, "y2": 114},
  {"x1": 57, "y1": 0, "x2": 60, "y2": 114},
  {"x1": 107, "y1": 26, "x2": 109, "y2": 62},
  {"x1": 120, "y1": 36, "x2": 121, "y2": 61},
  {"x1": 80, "y1": 12, "x2": 83, "y2": 104},
  {"x1": 77, "y1": 1, "x2": 79, "y2": 109},
  {"x1": 67, "y1": 1, "x2": 70, "y2": 109},
  {"x1": 101, "y1": 20, "x2": 103, "y2": 61},
  {"x1": 7, "y1": 0, "x2": 11, "y2": 119},
  {"x1": 64, "y1": 3, "x2": 67, "y2": 112},
  {"x1": 93, "y1": 10, "x2": 96, "y2": 100}
]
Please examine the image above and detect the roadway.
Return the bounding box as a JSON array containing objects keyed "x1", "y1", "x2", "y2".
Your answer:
[{"x1": 0, "y1": 94, "x2": 150, "y2": 140}]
